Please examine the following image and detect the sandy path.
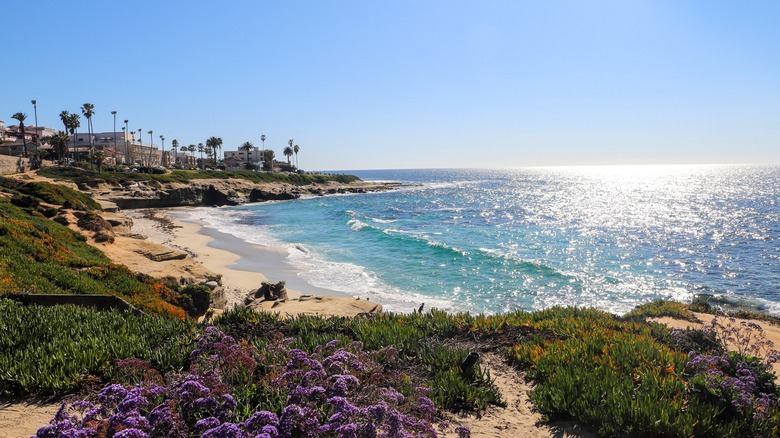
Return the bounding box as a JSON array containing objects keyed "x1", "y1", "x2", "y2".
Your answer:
[
  {"x1": 0, "y1": 397, "x2": 62, "y2": 438},
  {"x1": 441, "y1": 353, "x2": 594, "y2": 437}
]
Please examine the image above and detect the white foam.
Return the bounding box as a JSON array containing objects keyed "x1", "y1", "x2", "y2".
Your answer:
[
  {"x1": 179, "y1": 207, "x2": 283, "y2": 247},
  {"x1": 348, "y1": 219, "x2": 368, "y2": 231},
  {"x1": 286, "y1": 244, "x2": 465, "y2": 314}
]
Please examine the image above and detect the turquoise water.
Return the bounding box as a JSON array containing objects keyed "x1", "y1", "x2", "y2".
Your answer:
[{"x1": 186, "y1": 165, "x2": 780, "y2": 315}]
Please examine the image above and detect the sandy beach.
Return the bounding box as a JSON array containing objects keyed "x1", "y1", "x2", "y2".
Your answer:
[{"x1": 118, "y1": 207, "x2": 382, "y2": 318}]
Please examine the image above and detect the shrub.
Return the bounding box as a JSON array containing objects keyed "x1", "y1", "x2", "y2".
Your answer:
[{"x1": 624, "y1": 299, "x2": 698, "y2": 322}]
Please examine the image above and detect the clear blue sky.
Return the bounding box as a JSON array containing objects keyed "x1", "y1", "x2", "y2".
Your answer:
[{"x1": 3, "y1": 1, "x2": 779, "y2": 170}]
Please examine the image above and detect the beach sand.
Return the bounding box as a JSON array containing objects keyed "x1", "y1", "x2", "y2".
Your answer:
[{"x1": 117, "y1": 208, "x2": 381, "y2": 318}]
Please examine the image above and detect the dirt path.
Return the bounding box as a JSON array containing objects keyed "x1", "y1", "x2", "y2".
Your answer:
[
  {"x1": 441, "y1": 353, "x2": 594, "y2": 437},
  {"x1": 0, "y1": 397, "x2": 61, "y2": 438}
]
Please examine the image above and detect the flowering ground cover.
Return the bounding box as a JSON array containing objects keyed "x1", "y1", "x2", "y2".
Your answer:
[{"x1": 8, "y1": 297, "x2": 780, "y2": 436}]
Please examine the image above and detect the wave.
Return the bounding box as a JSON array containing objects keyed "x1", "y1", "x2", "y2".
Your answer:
[{"x1": 286, "y1": 244, "x2": 462, "y2": 314}]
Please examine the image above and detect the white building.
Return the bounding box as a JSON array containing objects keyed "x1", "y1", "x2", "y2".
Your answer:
[{"x1": 224, "y1": 147, "x2": 266, "y2": 164}]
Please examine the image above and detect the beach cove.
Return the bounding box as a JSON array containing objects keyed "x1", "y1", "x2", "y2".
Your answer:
[{"x1": 119, "y1": 207, "x2": 383, "y2": 318}]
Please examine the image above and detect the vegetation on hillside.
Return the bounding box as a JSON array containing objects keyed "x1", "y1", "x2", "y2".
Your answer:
[
  {"x1": 0, "y1": 176, "x2": 102, "y2": 210},
  {"x1": 0, "y1": 195, "x2": 199, "y2": 319}
]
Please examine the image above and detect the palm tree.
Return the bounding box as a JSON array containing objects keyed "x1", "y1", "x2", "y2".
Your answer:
[
  {"x1": 197, "y1": 143, "x2": 204, "y2": 168},
  {"x1": 160, "y1": 135, "x2": 166, "y2": 167},
  {"x1": 111, "y1": 111, "x2": 117, "y2": 162},
  {"x1": 11, "y1": 112, "x2": 28, "y2": 158},
  {"x1": 147, "y1": 130, "x2": 154, "y2": 167},
  {"x1": 67, "y1": 113, "x2": 81, "y2": 161},
  {"x1": 239, "y1": 141, "x2": 254, "y2": 165},
  {"x1": 171, "y1": 139, "x2": 179, "y2": 166},
  {"x1": 184, "y1": 144, "x2": 193, "y2": 167},
  {"x1": 59, "y1": 111, "x2": 71, "y2": 159},
  {"x1": 44, "y1": 131, "x2": 70, "y2": 162},
  {"x1": 31, "y1": 100, "x2": 38, "y2": 150},
  {"x1": 124, "y1": 119, "x2": 130, "y2": 163},
  {"x1": 293, "y1": 144, "x2": 300, "y2": 169},
  {"x1": 207, "y1": 136, "x2": 223, "y2": 166},
  {"x1": 283, "y1": 145, "x2": 293, "y2": 165},
  {"x1": 81, "y1": 103, "x2": 95, "y2": 160},
  {"x1": 59, "y1": 111, "x2": 70, "y2": 132},
  {"x1": 260, "y1": 134, "x2": 267, "y2": 171}
]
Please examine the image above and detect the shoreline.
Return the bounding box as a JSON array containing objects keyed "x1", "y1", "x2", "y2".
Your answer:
[
  {"x1": 171, "y1": 208, "x2": 351, "y2": 299},
  {"x1": 120, "y1": 207, "x2": 381, "y2": 317}
]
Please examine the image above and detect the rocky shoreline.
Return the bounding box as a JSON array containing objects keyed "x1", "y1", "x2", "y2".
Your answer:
[{"x1": 75, "y1": 177, "x2": 403, "y2": 210}]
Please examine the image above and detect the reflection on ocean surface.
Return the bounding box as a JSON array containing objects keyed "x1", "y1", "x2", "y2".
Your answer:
[{"x1": 185, "y1": 165, "x2": 780, "y2": 315}]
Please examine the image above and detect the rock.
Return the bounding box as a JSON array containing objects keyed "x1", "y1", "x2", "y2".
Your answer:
[
  {"x1": 134, "y1": 247, "x2": 189, "y2": 262},
  {"x1": 248, "y1": 189, "x2": 299, "y2": 202},
  {"x1": 204, "y1": 280, "x2": 220, "y2": 290}
]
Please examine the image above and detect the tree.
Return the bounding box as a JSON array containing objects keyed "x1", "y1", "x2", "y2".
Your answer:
[
  {"x1": 111, "y1": 110, "x2": 118, "y2": 162},
  {"x1": 31, "y1": 100, "x2": 38, "y2": 150},
  {"x1": 293, "y1": 144, "x2": 300, "y2": 169},
  {"x1": 207, "y1": 136, "x2": 223, "y2": 165},
  {"x1": 263, "y1": 149, "x2": 275, "y2": 171},
  {"x1": 205, "y1": 145, "x2": 213, "y2": 166},
  {"x1": 44, "y1": 131, "x2": 70, "y2": 162},
  {"x1": 81, "y1": 103, "x2": 95, "y2": 160},
  {"x1": 147, "y1": 130, "x2": 154, "y2": 167},
  {"x1": 11, "y1": 112, "x2": 28, "y2": 158},
  {"x1": 197, "y1": 143, "x2": 204, "y2": 168},
  {"x1": 260, "y1": 134, "x2": 267, "y2": 171},
  {"x1": 67, "y1": 113, "x2": 81, "y2": 161},
  {"x1": 283, "y1": 145, "x2": 293, "y2": 165},
  {"x1": 239, "y1": 141, "x2": 254, "y2": 164},
  {"x1": 171, "y1": 139, "x2": 179, "y2": 166},
  {"x1": 92, "y1": 150, "x2": 106, "y2": 172},
  {"x1": 124, "y1": 119, "x2": 130, "y2": 163},
  {"x1": 160, "y1": 135, "x2": 166, "y2": 167}
]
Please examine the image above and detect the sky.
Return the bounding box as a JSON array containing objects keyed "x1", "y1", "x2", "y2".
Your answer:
[{"x1": 2, "y1": 1, "x2": 779, "y2": 170}]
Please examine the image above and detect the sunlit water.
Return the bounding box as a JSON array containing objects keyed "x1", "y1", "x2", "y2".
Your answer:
[{"x1": 184, "y1": 165, "x2": 780, "y2": 315}]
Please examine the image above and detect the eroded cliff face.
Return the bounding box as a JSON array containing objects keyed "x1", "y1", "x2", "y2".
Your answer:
[{"x1": 79, "y1": 179, "x2": 400, "y2": 210}]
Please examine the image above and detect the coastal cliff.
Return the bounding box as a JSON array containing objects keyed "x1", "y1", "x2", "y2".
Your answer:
[{"x1": 77, "y1": 177, "x2": 401, "y2": 210}]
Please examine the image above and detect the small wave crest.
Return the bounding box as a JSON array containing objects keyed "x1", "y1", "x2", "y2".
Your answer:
[{"x1": 286, "y1": 244, "x2": 459, "y2": 313}]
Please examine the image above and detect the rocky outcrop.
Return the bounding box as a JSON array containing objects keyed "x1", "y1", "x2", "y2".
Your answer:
[{"x1": 96, "y1": 179, "x2": 402, "y2": 209}]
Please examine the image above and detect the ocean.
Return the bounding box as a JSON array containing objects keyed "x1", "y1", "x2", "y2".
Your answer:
[{"x1": 182, "y1": 165, "x2": 780, "y2": 315}]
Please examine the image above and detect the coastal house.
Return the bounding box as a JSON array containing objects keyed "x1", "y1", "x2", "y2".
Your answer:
[
  {"x1": 0, "y1": 122, "x2": 56, "y2": 157},
  {"x1": 224, "y1": 147, "x2": 266, "y2": 167}
]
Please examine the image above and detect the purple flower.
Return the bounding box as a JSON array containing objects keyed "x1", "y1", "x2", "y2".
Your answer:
[
  {"x1": 455, "y1": 424, "x2": 472, "y2": 438},
  {"x1": 202, "y1": 422, "x2": 244, "y2": 438},
  {"x1": 335, "y1": 423, "x2": 358, "y2": 438},
  {"x1": 243, "y1": 411, "x2": 279, "y2": 432},
  {"x1": 195, "y1": 417, "x2": 223, "y2": 433},
  {"x1": 98, "y1": 384, "x2": 128, "y2": 411},
  {"x1": 114, "y1": 428, "x2": 149, "y2": 438}
]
